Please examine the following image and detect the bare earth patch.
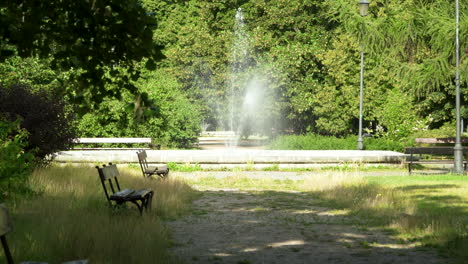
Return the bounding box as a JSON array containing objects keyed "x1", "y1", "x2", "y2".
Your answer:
[{"x1": 168, "y1": 186, "x2": 447, "y2": 264}]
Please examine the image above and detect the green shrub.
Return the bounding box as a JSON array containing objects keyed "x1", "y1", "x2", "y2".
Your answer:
[
  {"x1": 268, "y1": 133, "x2": 356, "y2": 150},
  {"x1": 268, "y1": 133, "x2": 405, "y2": 152},
  {"x1": 0, "y1": 117, "x2": 34, "y2": 199},
  {"x1": 365, "y1": 137, "x2": 405, "y2": 152},
  {"x1": 376, "y1": 89, "x2": 421, "y2": 140},
  {"x1": 167, "y1": 162, "x2": 203, "y2": 172}
]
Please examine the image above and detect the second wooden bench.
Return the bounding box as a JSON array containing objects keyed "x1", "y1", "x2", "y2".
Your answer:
[{"x1": 404, "y1": 138, "x2": 468, "y2": 174}]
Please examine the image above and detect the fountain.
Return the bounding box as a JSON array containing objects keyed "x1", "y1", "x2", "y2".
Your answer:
[{"x1": 225, "y1": 8, "x2": 270, "y2": 148}]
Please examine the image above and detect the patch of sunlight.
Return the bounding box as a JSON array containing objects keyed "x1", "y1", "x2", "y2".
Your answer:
[
  {"x1": 317, "y1": 209, "x2": 350, "y2": 216},
  {"x1": 241, "y1": 220, "x2": 261, "y2": 224},
  {"x1": 213, "y1": 253, "x2": 233, "y2": 257},
  {"x1": 250, "y1": 207, "x2": 269, "y2": 212},
  {"x1": 341, "y1": 233, "x2": 366, "y2": 239},
  {"x1": 231, "y1": 207, "x2": 258, "y2": 213},
  {"x1": 242, "y1": 247, "x2": 260, "y2": 252},
  {"x1": 291, "y1": 209, "x2": 319, "y2": 214},
  {"x1": 369, "y1": 242, "x2": 422, "y2": 249},
  {"x1": 337, "y1": 238, "x2": 354, "y2": 243},
  {"x1": 267, "y1": 240, "x2": 305, "y2": 248}
]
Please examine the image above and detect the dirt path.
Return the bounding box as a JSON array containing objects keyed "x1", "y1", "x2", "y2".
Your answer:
[{"x1": 168, "y1": 186, "x2": 446, "y2": 264}]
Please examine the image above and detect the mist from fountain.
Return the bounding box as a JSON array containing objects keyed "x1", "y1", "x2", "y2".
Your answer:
[{"x1": 225, "y1": 7, "x2": 269, "y2": 149}]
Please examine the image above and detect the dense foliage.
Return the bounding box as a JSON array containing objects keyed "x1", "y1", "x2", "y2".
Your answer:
[
  {"x1": 0, "y1": 0, "x2": 164, "y2": 104},
  {"x1": 0, "y1": 117, "x2": 34, "y2": 199},
  {"x1": 0, "y1": 84, "x2": 77, "y2": 159},
  {"x1": 77, "y1": 69, "x2": 201, "y2": 148},
  {"x1": 142, "y1": 0, "x2": 466, "y2": 138},
  {"x1": 268, "y1": 133, "x2": 405, "y2": 152},
  {"x1": 0, "y1": 0, "x2": 466, "y2": 150}
]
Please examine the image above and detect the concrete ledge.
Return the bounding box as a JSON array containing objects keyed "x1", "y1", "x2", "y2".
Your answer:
[{"x1": 52, "y1": 150, "x2": 408, "y2": 164}]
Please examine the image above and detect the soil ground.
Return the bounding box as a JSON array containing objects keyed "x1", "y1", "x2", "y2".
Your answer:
[{"x1": 167, "y1": 172, "x2": 448, "y2": 264}]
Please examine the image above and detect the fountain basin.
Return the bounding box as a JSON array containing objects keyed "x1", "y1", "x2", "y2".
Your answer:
[{"x1": 53, "y1": 149, "x2": 407, "y2": 167}]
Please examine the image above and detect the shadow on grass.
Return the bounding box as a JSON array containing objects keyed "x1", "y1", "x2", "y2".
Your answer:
[
  {"x1": 396, "y1": 184, "x2": 460, "y2": 191},
  {"x1": 168, "y1": 187, "x2": 464, "y2": 264},
  {"x1": 308, "y1": 183, "x2": 467, "y2": 261}
]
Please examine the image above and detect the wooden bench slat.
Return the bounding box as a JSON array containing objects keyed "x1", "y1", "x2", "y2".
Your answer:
[
  {"x1": 98, "y1": 165, "x2": 120, "y2": 181},
  {"x1": 130, "y1": 189, "x2": 152, "y2": 199},
  {"x1": 415, "y1": 138, "x2": 468, "y2": 144},
  {"x1": 110, "y1": 189, "x2": 135, "y2": 200},
  {"x1": 144, "y1": 165, "x2": 169, "y2": 174},
  {"x1": 404, "y1": 147, "x2": 468, "y2": 155},
  {"x1": 403, "y1": 160, "x2": 466, "y2": 164}
]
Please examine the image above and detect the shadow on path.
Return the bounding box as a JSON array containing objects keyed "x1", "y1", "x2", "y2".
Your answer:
[{"x1": 168, "y1": 189, "x2": 449, "y2": 264}]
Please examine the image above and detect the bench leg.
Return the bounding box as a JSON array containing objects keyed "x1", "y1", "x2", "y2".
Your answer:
[
  {"x1": 1, "y1": 235, "x2": 14, "y2": 264},
  {"x1": 145, "y1": 191, "x2": 154, "y2": 212},
  {"x1": 129, "y1": 200, "x2": 144, "y2": 215},
  {"x1": 140, "y1": 191, "x2": 153, "y2": 214},
  {"x1": 129, "y1": 191, "x2": 153, "y2": 216},
  {"x1": 408, "y1": 153, "x2": 413, "y2": 175}
]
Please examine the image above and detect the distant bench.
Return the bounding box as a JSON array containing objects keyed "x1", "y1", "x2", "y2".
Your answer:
[
  {"x1": 404, "y1": 138, "x2": 468, "y2": 174},
  {"x1": 414, "y1": 138, "x2": 468, "y2": 144},
  {"x1": 72, "y1": 138, "x2": 153, "y2": 150}
]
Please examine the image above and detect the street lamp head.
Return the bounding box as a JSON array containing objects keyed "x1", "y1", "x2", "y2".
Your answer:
[{"x1": 358, "y1": 0, "x2": 370, "y2": 16}]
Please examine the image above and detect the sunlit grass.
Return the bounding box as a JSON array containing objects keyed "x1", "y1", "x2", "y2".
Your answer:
[
  {"x1": 1, "y1": 165, "x2": 196, "y2": 264},
  {"x1": 367, "y1": 175, "x2": 468, "y2": 259}
]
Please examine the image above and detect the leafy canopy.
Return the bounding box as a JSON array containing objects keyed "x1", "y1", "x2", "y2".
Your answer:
[{"x1": 0, "y1": 0, "x2": 164, "y2": 103}]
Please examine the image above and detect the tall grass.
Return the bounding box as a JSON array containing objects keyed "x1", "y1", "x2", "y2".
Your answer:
[{"x1": 1, "y1": 165, "x2": 196, "y2": 264}]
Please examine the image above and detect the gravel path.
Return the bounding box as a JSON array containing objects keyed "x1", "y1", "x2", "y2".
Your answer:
[
  {"x1": 167, "y1": 172, "x2": 447, "y2": 264},
  {"x1": 172, "y1": 170, "x2": 410, "y2": 180}
]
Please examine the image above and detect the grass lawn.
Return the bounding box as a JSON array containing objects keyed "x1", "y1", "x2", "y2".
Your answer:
[
  {"x1": 1, "y1": 165, "x2": 197, "y2": 264},
  {"x1": 366, "y1": 175, "x2": 467, "y2": 258},
  {"x1": 1, "y1": 166, "x2": 466, "y2": 263}
]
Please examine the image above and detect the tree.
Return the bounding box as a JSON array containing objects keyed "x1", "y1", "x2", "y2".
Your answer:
[
  {"x1": 77, "y1": 68, "x2": 202, "y2": 148},
  {"x1": 322, "y1": 0, "x2": 467, "y2": 130},
  {"x1": 136, "y1": 0, "x2": 466, "y2": 138},
  {"x1": 0, "y1": 0, "x2": 164, "y2": 104}
]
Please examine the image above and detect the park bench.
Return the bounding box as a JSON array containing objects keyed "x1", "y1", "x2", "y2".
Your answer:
[
  {"x1": 95, "y1": 163, "x2": 154, "y2": 215},
  {"x1": 0, "y1": 205, "x2": 88, "y2": 264},
  {"x1": 136, "y1": 150, "x2": 169, "y2": 178},
  {"x1": 404, "y1": 138, "x2": 468, "y2": 174},
  {"x1": 73, "y1": 137, "x2": 153, "y2": 150}
]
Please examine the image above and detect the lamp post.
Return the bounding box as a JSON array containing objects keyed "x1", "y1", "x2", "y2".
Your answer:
[
  {"x1": 454, "y1": 0, "x2": 463, "y2": 173},
  {"x1": 357, "y1": 0, "x2": 369, "y2": 150}
]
